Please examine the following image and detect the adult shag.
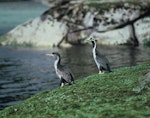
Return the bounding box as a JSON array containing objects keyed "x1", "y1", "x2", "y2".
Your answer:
[
  {"x1": 46, "y1": 52, "x2": 74, "y2": 87},
  {"x1": 87, "y1": 37, "x2": 111, "y2": 74}
]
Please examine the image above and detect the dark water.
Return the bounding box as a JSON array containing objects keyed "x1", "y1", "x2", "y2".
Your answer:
[{"x1": 0, "y1": 45, "x2": 150, "y2": 110}]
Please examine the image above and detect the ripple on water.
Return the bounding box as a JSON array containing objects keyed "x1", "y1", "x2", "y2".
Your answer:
[
  {"x1": 0, "y1": 56, "x2": 58, "y2": 110},
  {"x1": 0, "y1": 45, "x2": 150, "y2": 110}
]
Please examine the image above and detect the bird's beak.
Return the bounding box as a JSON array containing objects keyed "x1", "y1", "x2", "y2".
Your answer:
[
  {"x1": 85, "y1": 37, "x2": 92, "y2": 44},
  {"x1": 85, "y1": 37, "x2": 92, "y2": 42},
  {"x1": 46, "y1": 53, "x2": 53, "y2": 57}
]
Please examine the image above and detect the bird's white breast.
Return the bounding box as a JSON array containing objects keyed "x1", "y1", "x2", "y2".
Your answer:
[
  {"x1": 54, "y1": 60, "x2": 61, "y2": 79},
  {"x1": 92, "y1": 48, "x2": 100, "y2": 68}
]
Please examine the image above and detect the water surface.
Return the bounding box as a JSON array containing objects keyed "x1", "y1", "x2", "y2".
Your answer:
[
  {"x1": 0, "y1": 45, "x2": 150, "y2": 110},
  {"x1": 0, "y1": 1, "x2": 49, "y2": 35},
  {"x1": 0, "y1": 0, "x2": 150, "y2": 110}
]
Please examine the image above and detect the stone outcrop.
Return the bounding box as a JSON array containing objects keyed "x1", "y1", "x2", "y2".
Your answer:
[
  {"x1": 2, "y1": 0, "x2": 150, "y2": 47},
  {"x1": 2, "y1": 16, "x2": 68, "y2": 47},
  {"x1": 42, "y1": 0, "x2": 150, "y2": 46}
]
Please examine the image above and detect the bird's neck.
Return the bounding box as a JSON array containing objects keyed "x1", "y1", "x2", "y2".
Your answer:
[
  {"x1": 92, "y1": 41, "x2": 96, "y2": 51},
  {"x1": 92, "y1": 41, "x2": 97, "y2": 58},
  {"x1": 54, "y1": 56, "x2": 61, "y2": 70}
]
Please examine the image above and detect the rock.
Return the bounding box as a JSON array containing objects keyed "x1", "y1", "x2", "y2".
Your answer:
[
  {"x1": 135, "y1": 17, "x2": 150, "y2": 44},
  {"x1": 2, "y1": 0, "x2": 150, "y2": 47},
  {"x1": 133, "y1": 72, "x2": 150, "y2": 93},
  {"x1": 88, "y1": 17, "x2": 150, "y2": 45},
  {"x1": 2, "y1": 15, "x2": 68, "y2": 47},
  {"x1": 90, "y1": 26, "x2": 130, "y2": 45}
]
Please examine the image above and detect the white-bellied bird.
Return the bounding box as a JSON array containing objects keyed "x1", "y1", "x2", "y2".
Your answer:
[
  {"x1": 46, "y1": 52, "x2": 74, "y2": 87},
  {"x1": 87, "y1": 37, "x2": 111, "y2": 74}
]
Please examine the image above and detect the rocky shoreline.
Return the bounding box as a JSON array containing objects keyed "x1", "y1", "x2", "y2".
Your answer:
[{"x1": 1, "y1": 0, "x2": 150, "y2": 47}]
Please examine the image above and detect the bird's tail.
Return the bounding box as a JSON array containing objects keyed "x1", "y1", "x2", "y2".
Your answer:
[
  {"x1": 106, "y1": 64, "x2": 112, "y2": 72},
  {"x1": 65, "y1": 81, "x2": 74, "y2": 86},
  {"x1": 69, "y1": 81, "x2": 75, "y2": 85}
]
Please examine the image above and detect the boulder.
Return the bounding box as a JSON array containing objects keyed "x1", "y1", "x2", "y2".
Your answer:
[
  {"x1": 2, "y1": 0, "x2": 150, "y2": 47},
  {"x1": 2, "y1": 15, "x2": 68, "y2": 47},
  {"x1": 89, "y1": 17, "x2": 150, "y2": 45}
]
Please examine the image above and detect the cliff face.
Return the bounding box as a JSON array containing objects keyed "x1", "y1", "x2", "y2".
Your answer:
[{"x1": 2, "y1": 0, "x2": 150, "y2": 47}]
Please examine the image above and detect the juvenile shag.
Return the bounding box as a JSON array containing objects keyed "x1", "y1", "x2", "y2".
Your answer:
[
  {"x1": 46, "y1": 52, "x2": 74, "y2": 87},
  {"x1": 87, "y1": 37, "x2": 111, "y2": 74}
]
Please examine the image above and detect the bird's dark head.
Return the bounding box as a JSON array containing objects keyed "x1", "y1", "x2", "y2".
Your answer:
[
  {"x1": 86, "y1": 36, "x2": 97, "y2": 47},
  {"x1": 52, "y1": 52, "x2": 60, "y2": 57},
  {"x1": 86, "y1": 36, "x2": 96, "y2": 43},
  {"x1": 86, "y1": 36, "x2": 95, "y2": 41},
  {"x1": 91, "y1": 40, "x2": 96, "y2": 47}
]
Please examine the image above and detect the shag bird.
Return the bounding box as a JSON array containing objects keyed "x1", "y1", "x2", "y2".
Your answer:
[
  {"x1": 87, "y1": 37, "x2": 111, "y2": 74},
  {"x1": 46, "y1": 52, "x2": 74, "y2": 87}
]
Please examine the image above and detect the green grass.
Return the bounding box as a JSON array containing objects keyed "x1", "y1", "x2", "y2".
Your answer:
[
  {"x1": 84, "y1": 0, "x2": 150, "y2": 12},
  {"x1": 0, "y1": 62, "x2": 150, "y2": 118}
]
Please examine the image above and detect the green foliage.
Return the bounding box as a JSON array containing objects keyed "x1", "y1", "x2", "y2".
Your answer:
[
  {"x1": 0, "y1": 36, "x2": 33, "y2": 47},
  {"x1": 0, "y1": 62, "x2": 150, "y2": 118},
  {"x1": 84, "y1": 1, "x2": 144, "y2": 9},
  {"x1": 0, "y1": 36, "x2": 5, "y2": 45},
  {"x1": 85, "y1": 2, "x2": 124, "y2": 9},
  {"x1": 143, "y1": 37, "x2": 150, "y2": 46},
  {"x1": 9, "y1": 41, "x2": 33, "y2": 47}
]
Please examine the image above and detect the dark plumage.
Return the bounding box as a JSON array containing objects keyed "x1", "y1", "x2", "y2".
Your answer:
[
  {"x1": 47, "y1": 52, "x2": 74, "y2": 87},
  {"x1": 89, "y1": 37, "x2": 111, "y2": 74}
]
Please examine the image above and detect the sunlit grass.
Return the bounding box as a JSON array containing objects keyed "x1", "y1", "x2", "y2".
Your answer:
[{"x1": 0, "y1": 62, "x2": 150, "y2": 118}]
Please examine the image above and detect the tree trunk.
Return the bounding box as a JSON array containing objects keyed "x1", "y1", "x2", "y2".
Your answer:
[{"x1": 128, "y1": 23, "x2": 139, "y2": 46}]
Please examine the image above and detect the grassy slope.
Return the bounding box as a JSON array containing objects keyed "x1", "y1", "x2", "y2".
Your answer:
[{"x1": 0, "y1": 62, "x2": 150, "y2": 118}]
